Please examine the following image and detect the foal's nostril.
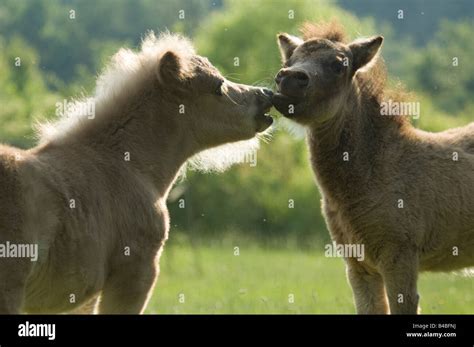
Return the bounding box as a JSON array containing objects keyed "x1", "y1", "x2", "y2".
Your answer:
[
  {"x1": 274, "y1": 70, "x2": 287, "y2": 85},
  {"x1": 275, "y1": 70, "x2": 310, "y2": 91},
  {"x1": 293, "y1": 71, "x2": 309, "y2": 87}
]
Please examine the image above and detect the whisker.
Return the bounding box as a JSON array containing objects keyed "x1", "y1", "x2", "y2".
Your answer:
[
  {"x1": 223, "y1": 72, "x2": 242, "y2": 82},
  {"x1": 223, "y1": 88, "x2": 239, "y2": 105}
]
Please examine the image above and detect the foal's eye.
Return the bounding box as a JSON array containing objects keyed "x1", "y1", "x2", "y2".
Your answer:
[
  {"x1": 331, "y1": 60, "x2": 345, "y2": 74},
  {"x1": 215, "y1": 80, "x2": 224, "y2": 96}
]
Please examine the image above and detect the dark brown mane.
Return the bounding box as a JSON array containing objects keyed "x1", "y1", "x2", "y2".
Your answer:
[
  {"x1": 301, "y1": 21, "x2": 348, "y2": 43},
  {"x1": 301, "y1": 21, "x2": 410, "y2": 127}
]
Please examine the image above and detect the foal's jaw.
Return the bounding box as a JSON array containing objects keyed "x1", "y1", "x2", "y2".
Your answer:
[
  {"x1": 234, "y1": 85, "x2": 274, "y2": 134},
  {"x1": 253, "y1": 100, "x2": 274, "y2": 133},
  {"x1": 255, "y1": 114, "x2": 273, "y2": 133},
  {"x1": 271, "y1": 93, "x2": 306, "y2": 118},
  {"x1": 221, "y1": 86, "x2": 274, "y2": 138}
]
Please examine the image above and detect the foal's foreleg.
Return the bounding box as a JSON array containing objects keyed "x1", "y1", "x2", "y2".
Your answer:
[
  {"x1": 70, "y1": 295, "x2": 100, "y2": 314},
  {"x1": 98, "y1": 262, "x2": 158, "y2": 314},
  {"x1": 380, "y1": 249, "x2": 419, "y2": 314},
  {"x1": 346, "y1": 259, "x2": 389, "y2": 314}
]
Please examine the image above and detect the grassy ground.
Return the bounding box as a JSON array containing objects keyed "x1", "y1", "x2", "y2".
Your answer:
[{"x1": 146, "y1": 244, "x2": 474, "y2": 314}]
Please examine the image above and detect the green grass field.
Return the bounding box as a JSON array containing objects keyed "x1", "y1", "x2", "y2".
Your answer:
[{"x1": 146, "y1": 243, "x2": 474, "y2": 314}]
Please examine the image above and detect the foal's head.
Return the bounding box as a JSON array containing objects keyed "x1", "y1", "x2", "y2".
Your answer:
[
  {"x1": 157, "y1": 40, "x2": 273, "y2": 149},
  {"x1": 272, "y1": 23, "x2": 383, "y2": 126}
]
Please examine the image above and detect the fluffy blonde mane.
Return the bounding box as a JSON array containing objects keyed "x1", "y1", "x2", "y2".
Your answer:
[{"x1": 38, "y1": 32, "x2": 195, "y2": 144}]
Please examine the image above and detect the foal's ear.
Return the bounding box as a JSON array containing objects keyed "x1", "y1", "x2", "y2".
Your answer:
[
  {"x1": 277, "y1": 33, "x2": 303, "y2": 62},
  {"x1": 349, "y1": 36, "x2": 383, "y2": 74},
  {"x1": 157, "y1": 51, "x2": 188, "y2": 84}
]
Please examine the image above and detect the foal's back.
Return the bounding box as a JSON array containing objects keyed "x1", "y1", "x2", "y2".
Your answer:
[{"x1": 403, "y1": 124, "x2": 474, "y2": 272}]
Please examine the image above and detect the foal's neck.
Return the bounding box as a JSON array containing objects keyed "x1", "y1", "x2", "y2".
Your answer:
[
  {"x1": 111, "y1": 99, "x2": 197, "y2": 199},
  {"x1": 60, "y1": 92, "x2": 197, "y2": 200},
  {"x1": 307, "y1": 82, "x2": 381, "y2": 202}
]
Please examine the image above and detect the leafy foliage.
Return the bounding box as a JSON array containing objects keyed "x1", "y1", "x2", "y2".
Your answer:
[
  {"x1": 413, "y1": 20, "x2": 474, "y2": 113},
  {"x1": 0, "y1": 37, "x2": 58, "y2": 147}
]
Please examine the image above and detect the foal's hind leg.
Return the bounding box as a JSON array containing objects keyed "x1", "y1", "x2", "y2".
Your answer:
[
  {"x1": 0, "y1": 259, "x2": 33, "y2": 313},
  {"x1": 346, "y1": 259, "x2": 389, "y2": 314},
  {"x1": 98, "y1": 262, "x2": 158, "y2": 314},
  {"x1": 70, "y1": 295, "x2": 100, "y2": 314}
]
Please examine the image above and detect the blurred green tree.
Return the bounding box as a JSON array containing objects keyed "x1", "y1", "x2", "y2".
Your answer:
[
  {"x1": 0, "y1": 36, "x2": 58, "y2": 148},
  {"x1": 413, "y1": 20, "x2": 474, "y2": 113},
  {"x1": 0, "y1": 0, "x2": 216, "y2": 87}
]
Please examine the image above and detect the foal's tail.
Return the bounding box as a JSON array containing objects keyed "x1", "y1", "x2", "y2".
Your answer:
[
  {"x1": 0, "y1": 145, "x2": 22, "y2": 223},
  {"x1": 0, "y1": 144, "x2": 25, "y2": 241},
  {"x1": 0, "y1": 145, "x2": 35, "y2": 313},
  {"x1": 0, "y1": 145, "x2": 23, "y2": 215}
]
